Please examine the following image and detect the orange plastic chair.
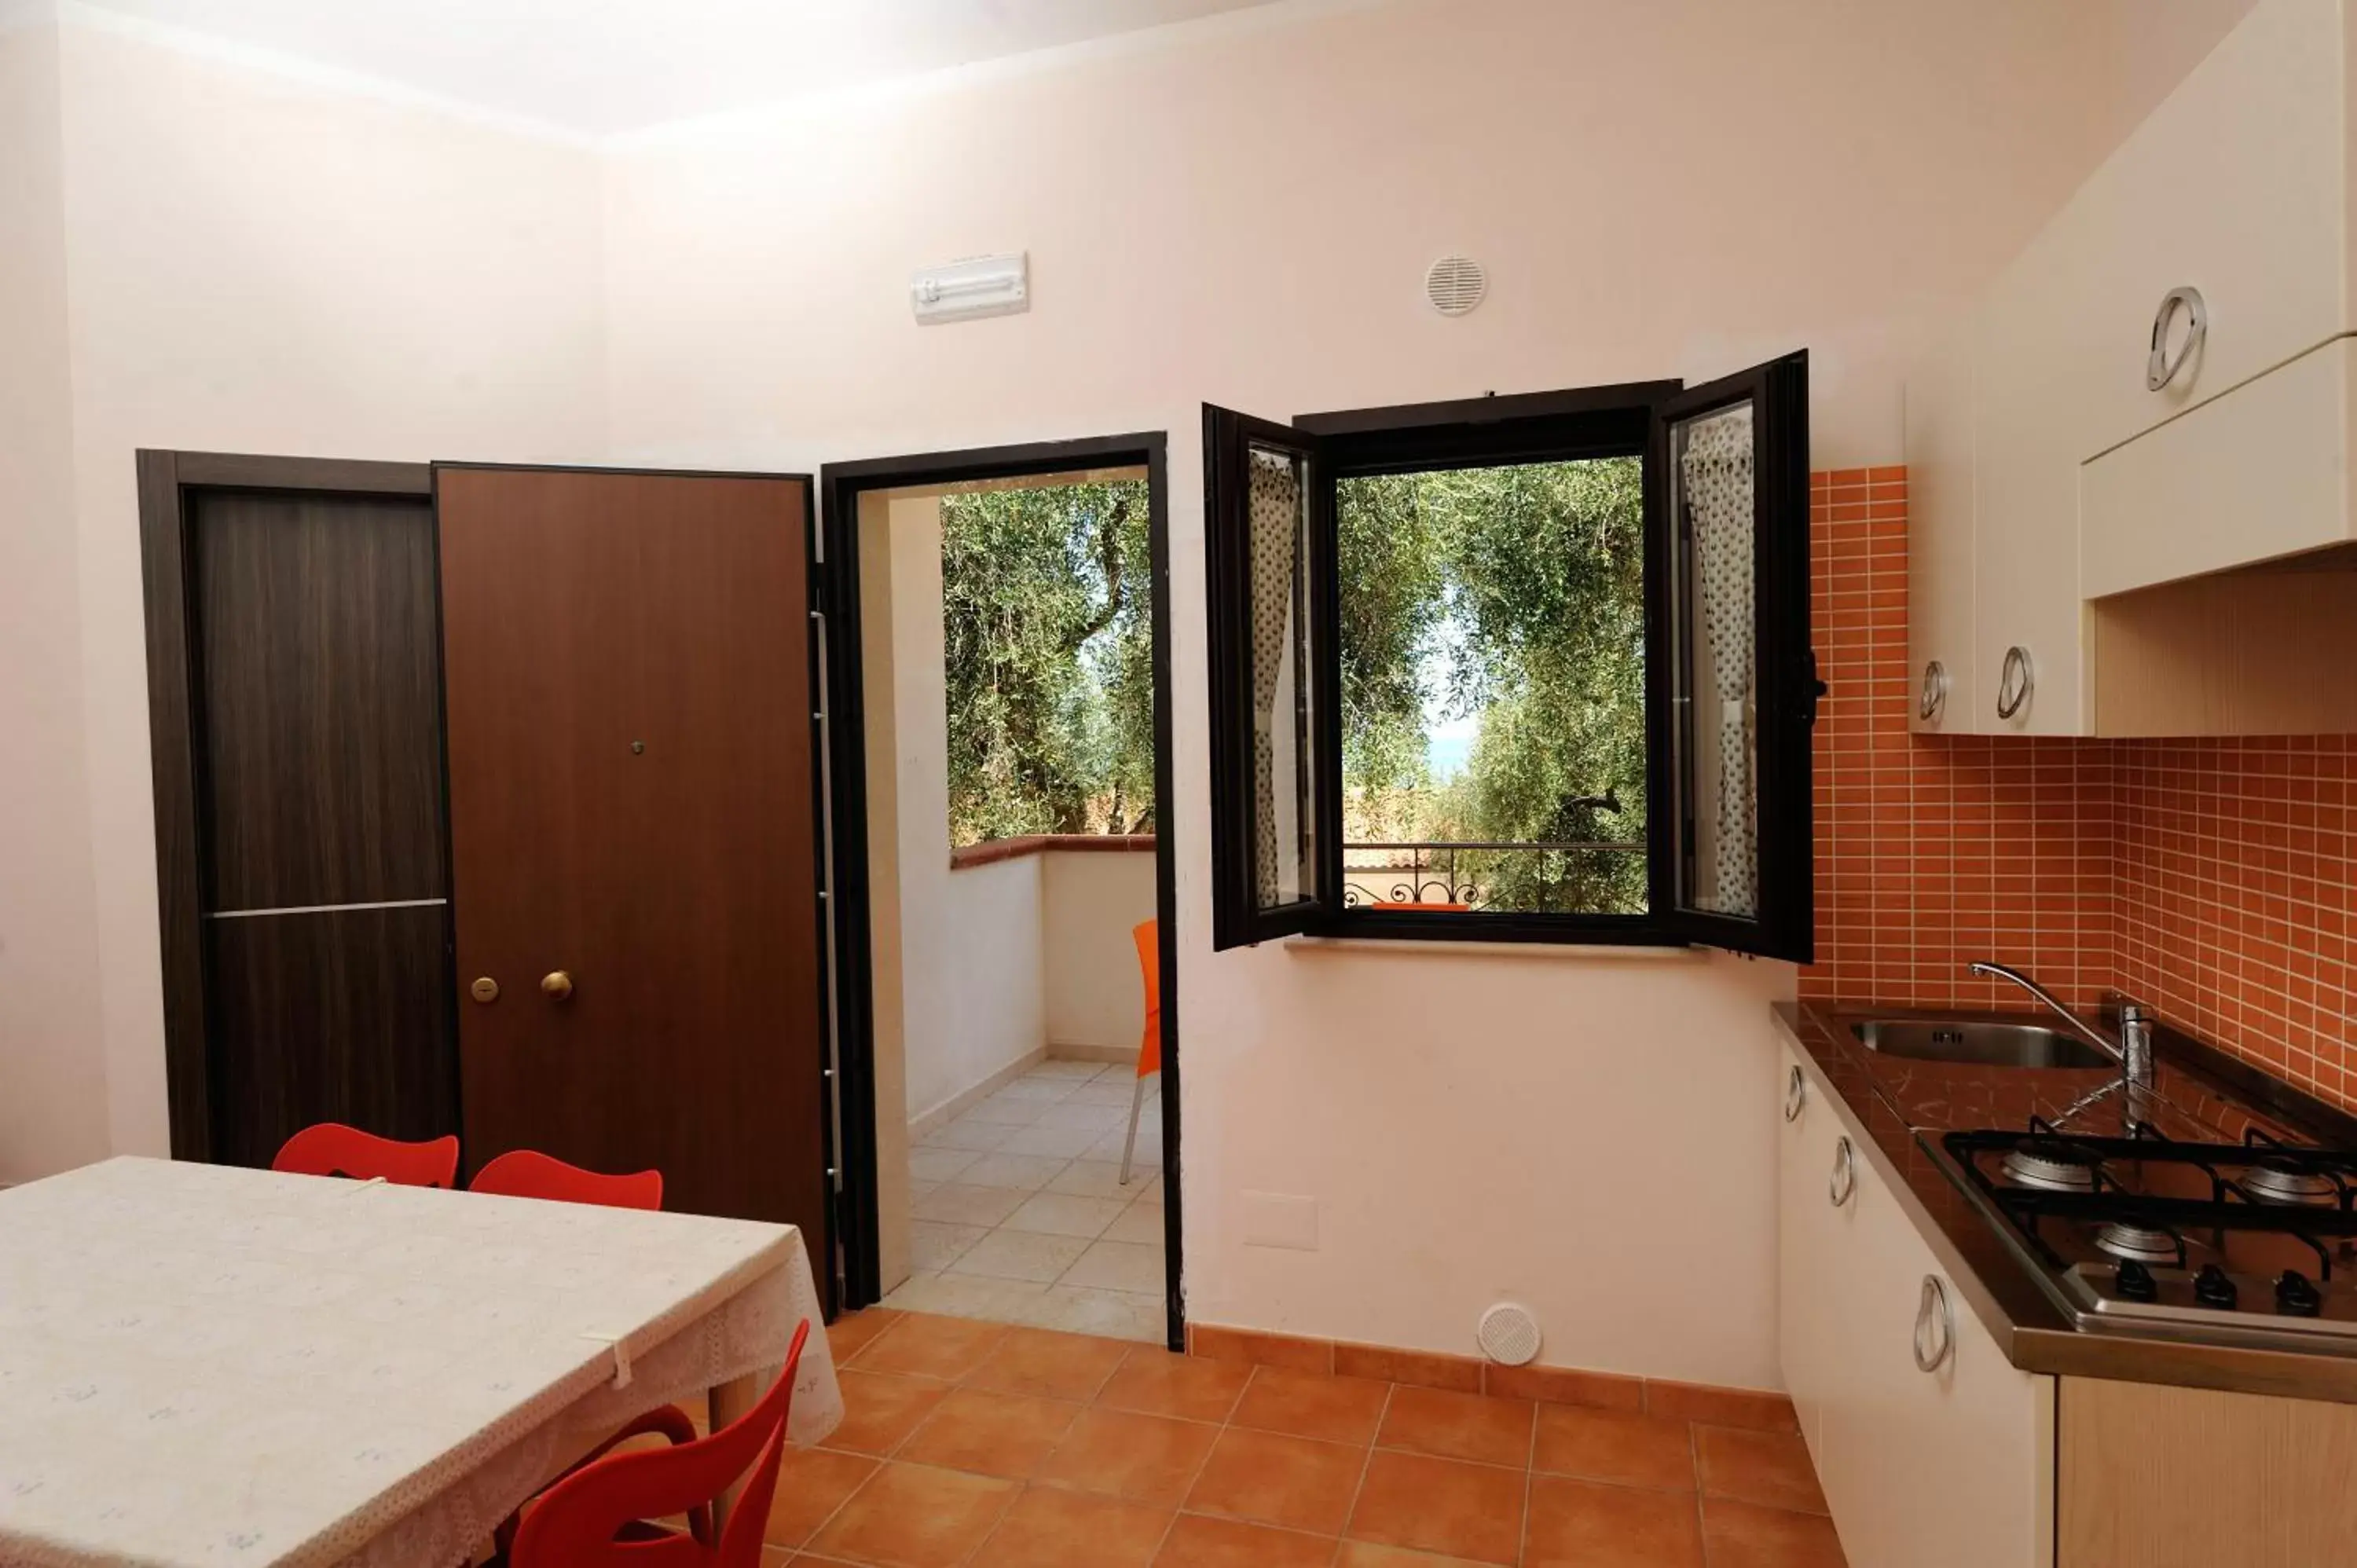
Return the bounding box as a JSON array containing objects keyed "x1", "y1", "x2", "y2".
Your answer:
[
  {"x1": 508, "y1": 1320, "x2": 810, "y2": 1566},
  {"x1": 471, "y1": 1149, "x2": 664, "y2": 1211},
  {"x1": 1122, "y1": 918, "x2": 1162, "y2": 1186},
  {"x1": 271, "y1": 1123, "x2": 460, "y2": 1188}
]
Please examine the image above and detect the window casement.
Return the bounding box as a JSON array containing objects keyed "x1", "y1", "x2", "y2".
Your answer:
[{"x1": 1203, "y1": 354, "x2": 1820, "y2": 959}]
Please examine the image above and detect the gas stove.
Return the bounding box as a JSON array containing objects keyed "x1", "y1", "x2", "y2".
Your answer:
[{"x1": 1934, "y1": 1119, "x2": 2357, "y2": 1354}]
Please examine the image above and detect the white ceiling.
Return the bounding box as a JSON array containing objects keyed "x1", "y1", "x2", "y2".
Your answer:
[{"x1": 68, "y1": 0, "x2": 1291, "y2": 137}]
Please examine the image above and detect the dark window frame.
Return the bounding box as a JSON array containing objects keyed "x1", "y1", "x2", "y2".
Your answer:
[{"x1": 1204, "y1": 361, "x2": 1816, "y2": 958}]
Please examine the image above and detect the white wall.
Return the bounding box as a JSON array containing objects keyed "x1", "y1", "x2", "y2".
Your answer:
[
  {"x1": 1044, "y1": 850, "x2": 1158, "y2": 1057},
  {"x1": 0, "y1": 15, "x2": 112, "y2": 1185},
  {"x1": 600, "y1": 0, "x2": 2251, "y2": 1387},
  {"x1": 30, "y1": 14, "x2": 611, "y2": 1163},
  {"x1": 880, "y1": 491, "x2": 1050, "y2": 1123}
]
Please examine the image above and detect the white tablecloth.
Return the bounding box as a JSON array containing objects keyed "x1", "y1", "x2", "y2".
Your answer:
[{"x1": 0, "y1": 1156, "x2": 842, "y2": 1568}]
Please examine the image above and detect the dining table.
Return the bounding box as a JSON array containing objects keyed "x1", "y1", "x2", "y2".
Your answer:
[{"x1": 0, "y1": 1156, "x2": 842, "y2": 1568}]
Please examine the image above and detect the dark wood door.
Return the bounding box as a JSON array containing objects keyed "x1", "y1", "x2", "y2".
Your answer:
[
  {"x1": 436, "y1": 467, "x2": 828, "y2": 1263},
  {"x1": 181, "y1": 482, "x2": 458, "y2": 1167}
]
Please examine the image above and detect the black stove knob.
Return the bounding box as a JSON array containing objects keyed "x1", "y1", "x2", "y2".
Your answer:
[
  {"x1": 2276, "y1": 1269, "x2": 2323, "y2": 1317},
  {"x1": 2115, "y1": 1260, "x2": 2158, "y2": 1302},
  {"x1": 2194, "y1": 1264, "x2": 2239, "y2": 1309}
]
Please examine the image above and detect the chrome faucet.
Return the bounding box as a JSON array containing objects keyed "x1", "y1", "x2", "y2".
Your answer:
[{"x1": 1967, "y1": 962, "x2": 2154, "y2": 1090}]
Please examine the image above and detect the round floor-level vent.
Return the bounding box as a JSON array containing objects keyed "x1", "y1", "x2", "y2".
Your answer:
[
  {"x1": 1425, "y1": 255, "x2": 1487, "y2": 317},
  {"x1": 1477, "y1": 1302, "x2": 1541, "y2": 1366}
]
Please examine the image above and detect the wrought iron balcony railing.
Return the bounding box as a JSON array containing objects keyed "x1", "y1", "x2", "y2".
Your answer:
[{"x1": 1342, "y1": 838, "x2": 1645, "y2": 914}]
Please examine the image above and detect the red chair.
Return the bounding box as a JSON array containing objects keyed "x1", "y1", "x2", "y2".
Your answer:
[
  {"x1": 271, "y1": 1123, "x2": 460, "y2": 1188},
  {"x1": 471, "y1": 1149, "x2": 664, "y2": 1211},
  {"x1": 1121, "y1": 918, "x2": 1162, "y2": 1186},
  {"x1": 508, "y1": 1320, "x2": 810, "y2": 1566}
]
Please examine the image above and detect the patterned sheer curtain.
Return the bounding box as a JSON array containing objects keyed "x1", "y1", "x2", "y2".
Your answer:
[
  {"x1": 1680, "y1": 405, "x2": 1758, "y2": 916},
  {"x1": 1246, "y1": 445, "x2": 1308, "y2": 908}
]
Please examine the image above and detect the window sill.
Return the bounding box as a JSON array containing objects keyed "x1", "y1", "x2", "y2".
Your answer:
[
  {"x1": 949, "y1": 833, "x2": 1156, "y2": 871},
  {"x1": 1281, "y1": 934, "x2": 1702, "y2": 961}
]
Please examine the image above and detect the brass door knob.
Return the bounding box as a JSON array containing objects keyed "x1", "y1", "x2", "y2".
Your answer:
[
  {"x1": 541, "y1": 970, "x2": 574, "y2": 1000},
  {"x1": 470, "y1": 976, "x2": 500, "y2": 1004}
]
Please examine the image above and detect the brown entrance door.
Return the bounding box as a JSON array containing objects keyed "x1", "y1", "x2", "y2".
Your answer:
[{"x1": 435, "y1": 466, "x2": 828, "y2": 1280}]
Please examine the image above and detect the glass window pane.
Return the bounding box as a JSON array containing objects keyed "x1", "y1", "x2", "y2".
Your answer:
[
  {"x1": 1332, "y1": 458, "x2": 1648, "y2": 917},
  {"x1": 1246, "y1": 442, "x2": 1318, "y2": 910},
  {"x1": 1670, "y1": 398, "x2": 1760, "y2": 918}
]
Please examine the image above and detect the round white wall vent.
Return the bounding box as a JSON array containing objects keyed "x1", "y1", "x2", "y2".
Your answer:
[
  {"x1": 1425, "y1": 255, "x2": 1487, "y2": 317},
  {"x1": 1477, "y1": 1302, "x2": 1541, "y2": 1366}
]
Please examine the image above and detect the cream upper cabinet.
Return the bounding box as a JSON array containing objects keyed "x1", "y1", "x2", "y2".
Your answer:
[
  {"x1": 1904, "y1": 0, "x2": 2357, "y2": 731},
  {"x1": 1903, "y1": 321, "x2": 1977, "y2": 734}
]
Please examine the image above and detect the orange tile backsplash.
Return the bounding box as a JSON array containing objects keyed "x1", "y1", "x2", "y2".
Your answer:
[{"x1": 1799, "y1": 467, "x2": 2357, "y2": 1112}]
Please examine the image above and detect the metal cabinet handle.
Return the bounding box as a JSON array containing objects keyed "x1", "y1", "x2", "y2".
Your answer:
[
  {"x1": 1919, "y1": 660, "x2": 1948, "y2": 724},
  {"x1": 1784, "y1": 1064, "x2": 1807, "y2": 1123},
  {"x1": 1829, "y1": 1137, "x2": 1857, "y2": 1207},
  {"x1": 541, "y1": 970, "x2": 574, "y2": 1001},
  {"x1": 1914, "y1": 1274, "x2": 1956, "y2": 1372},
  {"x1": 2147, "y1": 286, "x2": 2206, "y2": 392},
  {"x1": 1996, "y1": 645, "x2": 2033, "y2": 721}
]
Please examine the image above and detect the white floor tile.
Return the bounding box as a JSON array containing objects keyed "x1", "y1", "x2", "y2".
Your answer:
[
  {"x1": 1018, "y1": 1284, "x2": 1166, "y2": 1342},
  {"x1": 1030, "y1": 1100, "x2": 1127, "y2": 1133},
  {"x1": 995, "y1": 1123, "x2": 1104, "y2": 1160},
  {"x1": 882, "y1": 1269, "x2": 1050, "y2": 1322},
  {"x1": 1084, "y1": 1127, "x2": 1160, "y2": 1164},
  {"x1": 1001, "y1": 1192, "x2": 1128, "y2": 1239},
  {"x1": 960, "y1": 1093, "x2": 1049, "y2": 1127},
  {"x1": 910, "y1": 1181, "x2": 1027, "y2": 1227},
  {"x1": 1102, "y1": 1201, "x2": 1165, "y2": 1245},
  {"x1": 947, "y1": 1228, "x2": 1093, "y2": 1283},
  {"x1": 907, "y1": 1219, "x2": 988, "y2": 1272},
  {"x1": 921, "y1": 1118, "x2": 1015, "y2": 1153},
  {"x1": 1063, "y1": 1078, "x2": 1144, "y2": 1105},
  {"x1": 908, "y1": 1146, "x2": 981, "y2": 1184},
  {"x1": 1044, "y1": 1160, "x2": 1139, "y2": 1200},
  {"x1": 1059, "y1": 1239, "x2": 1164, "y2": 1294},
  {"x1": 1029, "y1": 1060, "x2": 1107, "y2": 1079},
  {"x1": 995, "y1": 1075, "x2": 1080, "y2": 1101},
  {"x1": 953, "y1": 1152, "x2": 1070, "y2": 1192}
]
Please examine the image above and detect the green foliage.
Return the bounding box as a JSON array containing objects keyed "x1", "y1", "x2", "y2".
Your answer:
[
  {"x1": 1336, "y1": 458, "x2": 1648, "y2": 914},
  {"x1": 940, "y1": 480, "x2": 1153, "y2": 845}
]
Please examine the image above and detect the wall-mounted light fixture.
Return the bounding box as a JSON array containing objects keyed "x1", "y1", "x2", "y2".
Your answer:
[{"x1": 911, "y1": 252, "x2": 1028, "y2": 324}]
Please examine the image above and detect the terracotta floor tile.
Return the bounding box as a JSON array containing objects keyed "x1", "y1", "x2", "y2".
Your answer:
[
  {"x1": 1151, "y1": 1513, "x2": 1338, "y2": 1567},
  {"x1": 968, "y1": 1485, "x2": 1174, "y2": 1568},
  {"x1": 825, "y1": 1370, "x2": 952, "y2": 1456},
  {"x1": 1695, "y1": 1426, "x2": 1827, "y2": 1514},
  {"x1": 854, "y1": 1312, "x2": 1010, "y2": 1381},
  {"x1": 895, "y1": 1387, "x2": 1083, "y2": 1479},
  {"x1": 1344, "y1": 1449, "x2": 1523, "y2": 1565},
  {"x1": 1646, "y1": 1380, "x2": 1800, "y2": 1434},
  {"x1": 827, "y1": 1308, "x2": 905, "y2": 1366},
  {"x1": 1523, "y1": 1474, "x2": 1703, "y2": 1568},
  {"x1": 1335, "y1": 1544, "x2": 1497, "y2": 1567},
  {"x1": 966, "y1": 1326, "x2": 1134, "y2": 1401},
  {"x1": 1098, "y1": 1349, "x2": 1255, "y2": 1423},
  {"x1": 1183, "y1": 1427, "x2": 1369, "y2": 1535},
  {"x1": 1376, "y1": 1386, "x2": 1534, "y2": 1467},
  {"x1": 1700, "y1": 1497, "x2": 1849, "y2": 1568},
  {"x1": 805, "y1": 1461, "x2": 1019, "y2": 1567},
  {"x1": 1532, "y1": 1405, "x2": 1696, "y2": 1492},
  {"x1": 762, "y1": 1446, "x2": 880, "y2": 1547},
  {"x1": 1230, "y1": 1365, "x2": 1391, "y2": 1445},
  {"x1": 1036, "y1": 1405, "x2": 1222, "y2": 1507}
]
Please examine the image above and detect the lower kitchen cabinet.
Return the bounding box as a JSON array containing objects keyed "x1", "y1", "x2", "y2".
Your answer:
[
  {"x1": 2058, "y1": 1377, "x2": 2357, "y2": 1568},
  {"x1": 1777, "y1": 1041, "x2": 2056, "y2": 1568}
]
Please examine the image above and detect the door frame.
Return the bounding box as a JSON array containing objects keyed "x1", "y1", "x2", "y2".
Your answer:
[
  {"x1": 816, "y1": 433, "x2": 1183, "y2": 1349},
  {"x1": 135, "y1": 449, "x2": 445, "y2": 1162}
]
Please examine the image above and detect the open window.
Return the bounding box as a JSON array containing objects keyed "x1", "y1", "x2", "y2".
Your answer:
[{"x1": 1204, "y1": 354, "x2": 1818, "y2": 958}]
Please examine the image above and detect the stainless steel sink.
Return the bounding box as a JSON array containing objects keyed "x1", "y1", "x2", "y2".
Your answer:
[{"x1": 1851, "y1": 1019, "x2": 2113, "y2": 1070}]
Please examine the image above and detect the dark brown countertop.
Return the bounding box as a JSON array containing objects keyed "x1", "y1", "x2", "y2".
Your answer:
[{"x1": 1776, "y1": 1000, "x2": 2357, "y2": 1404}]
